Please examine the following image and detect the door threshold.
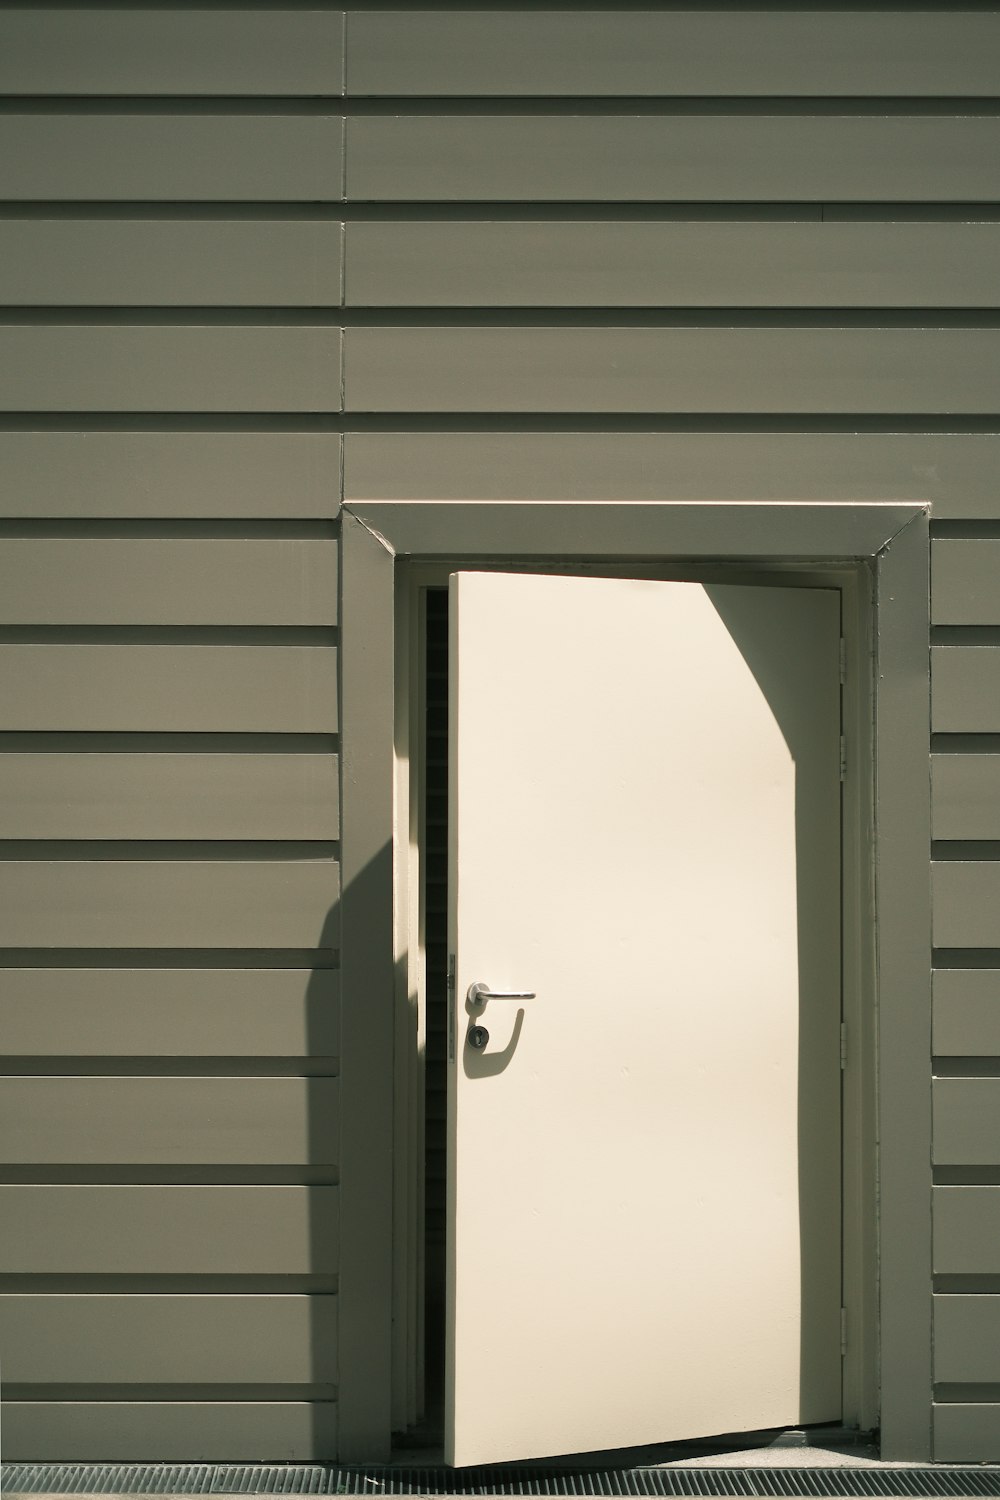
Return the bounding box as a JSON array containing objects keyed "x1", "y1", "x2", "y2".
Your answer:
[{"x1": 390, "y1": 1427, "x2": 878, "y2": 1470}]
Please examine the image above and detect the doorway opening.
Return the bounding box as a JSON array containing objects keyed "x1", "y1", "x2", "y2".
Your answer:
[
  {"x1": 392, "y1": 559, "x2": 879, "y2": 1463},
  {"x1": 422, "y1": 584, "x2": 449, "y2": 1436}
]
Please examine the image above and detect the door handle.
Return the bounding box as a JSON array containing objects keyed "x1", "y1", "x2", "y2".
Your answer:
[{"x1": 467, "y1": 981, "x2": 536, "y2": 1007}]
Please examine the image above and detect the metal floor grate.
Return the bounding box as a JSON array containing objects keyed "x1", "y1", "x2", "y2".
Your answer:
[{"x1": 6, "y1": 1468, "x2": 1000, "y2": 1498}]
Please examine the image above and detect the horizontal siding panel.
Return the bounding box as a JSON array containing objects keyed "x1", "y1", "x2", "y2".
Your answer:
[
  {"x1": 933, "y1": 540, "x2": 1000, "y2": 626},
  {"x1": 0, "y1": 328, "x2": 341, "y2": 414},
  {"x1": 0, "y1": 645, "x2": 337, "y2": 733},
  {"x1": 344, "y1": 433, "x2": 1000, "y2": 519},
  {"x1": 0, "y1": 1185, "x2": 338, "y2": 1274},
  {"x1": 0, "y1": 10, "x2": 343, "y2": 95},
  {"x1": 0, "y1": 1078, "x2": 338, "y2": 1166},
  {"x1": 0, "y1": 755, "x2": 339, "y2": 841},
  {"x1": 0, "y1": 968, "x2": 339, "y2": 1058},
  {"x1": 1, "y1": 1401, "x2": 337, "y2": 1462},
  {"x1": 347, "y1": 116, "x2": 1000, "y2": 202},
  {"x1": 0, "y1": 432, "x2": 341, "y2": 520},
  {"x1": 346, "y1": 221, "x2": 1000, "y2": 309},
  {"x1": 346, "y1": 327, "x2": 1000, "y2": 415},
  {"x1": 0, "y1": 1294, "x2": 337, "y2": 1382},
  {"x1": 933, "y1": 648, "x2": 1000, "y2": 734},
  {"x1": 935, "y1": 1296, "x2": 1000, "y2": 1382},
  {"x1": 933, "y1": 757, "x2": 1000, "y2": 841},
  {"x1": 934, "y1": 1187, "x2": 1000, "y2": 1275},
  {"x1": 934, "y1": 864, "x2": 1000, "y2": 951},
  {"x1": 935, "y1": 1406, "x2": 1000, "y2": 1464},
  {"x1": 0, "y1": 860, "x2": 339, "y2": 949},
  {"x1": 0, "y1": 540, "x2": 338, "y2": 626},
  {"x1": 347, "y1": 12, "x2": 1000, "y2": 97},
  {"x1": 934, "y1": 972, "x2": 1000, "y2": 1057},
  {"x1": 933, "y1": 1079, "x2": 1000, "y2": 1166},
  {"x1": 0, "y1": 221, "x2": 343, "y2": 307},
  {"x1": 0, "y1": 117, "x2": 343, "y2": 202}
]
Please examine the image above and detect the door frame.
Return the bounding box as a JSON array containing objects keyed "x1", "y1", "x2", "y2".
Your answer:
[
  {"x1": 338, "y1": 500, "x2": 931, "y2": 1463},
  {"x1": 398, "y1": 554, "x2": 871, "y2": 1452}
]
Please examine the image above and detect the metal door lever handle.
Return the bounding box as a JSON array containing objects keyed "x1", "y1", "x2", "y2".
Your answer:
[{"x1": 467, "y1": 981, "x2": 536, "y2": 1007}]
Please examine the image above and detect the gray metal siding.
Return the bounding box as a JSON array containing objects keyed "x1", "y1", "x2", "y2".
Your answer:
[
  {"x1": 933, "y1": 650, "x2": 1000, "y2": 734},
  {"x1": 346, "y1": 12, "x2": 1000, "y2": 96},
  {"x1": 0, "y1": 755, "x2": 339, "y2": 840},
  {"x1": 3, "y1": 0, "x2": 998, "y2": 1466},
  {"x1": 0, "y1": 1077, "x2": 338, "y2": 1166},
  {"x1": 0, "y1": 432, "x2": 341, "y2": 519},
  {"x1": 0, "y1": 539, "x2": 338, "y2": 624},
  {"x1": 346, "y1": 116, "x2": 1000, "y2": 201},
  {"x1": 345, "y1": 222, "x2": 1000, "y2": 309},
  {"x1": 1, "y1": 969, "x2": 339, "y2": 1057},
  {"x1": 0, "y1": 645, "x2": 338, "y2": 732},
  {"x1": 0, "y1": 1185, "x2": 340, "y2": 1274},
  {"x1": 933, "y1": 1188, "x2": 1000, "y2": 1274},
  {"x1": 0, "y1": 10, "x2": 344, "y2": 95},
  {"x1": 0, "y1": 7, "x2": 344, "y2": 1462},
  {"x1": 0, "y1": 327, "x2": 341, "y2": 412},
  {"x1": 932, "y1": 756, "x2": 1000, "y2": 841},
  {"x1": 339, "y1": 4, "x2": 997, "y2": 1465},
  {"x1": 934, "y1": 972, "x2": 1000, "y2": 1057},
  {"x1": 2, "y1": 1406, "x2": 339, "y2": 1466},
  {"x1": 344, "y1": 327, "x2": 1000, "y2": 414},
  {"x1": 0, "y1": 222, "x2": 343, "y2": 307},
  {"x1": 0, "y1": 117, "x2": 343, "y2": 201},
  {"x1": 344, "y1": 432, "x2": 1000, "y2": 518},
  {"x1": 0, "y1": 1294, "x2": 338, "y2": 1381}
]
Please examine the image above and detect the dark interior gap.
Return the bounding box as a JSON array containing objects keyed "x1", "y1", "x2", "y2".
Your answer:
[{"x1": 421, "y1": 584, "x2": 449, "y2": 1446}]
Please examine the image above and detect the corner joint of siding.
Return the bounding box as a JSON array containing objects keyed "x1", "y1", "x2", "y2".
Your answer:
[{"x1": 343, "y1": 507, "x2": 395, "y2": 557}]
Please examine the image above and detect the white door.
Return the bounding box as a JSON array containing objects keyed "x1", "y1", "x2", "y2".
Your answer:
[{"x1": 445, "y1": 572, "x2": 843, "y2": 1467}]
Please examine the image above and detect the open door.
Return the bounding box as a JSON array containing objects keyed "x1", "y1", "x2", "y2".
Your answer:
[{"x1": 445, "y1": 572, "x2": 843, "y2": 1467}]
